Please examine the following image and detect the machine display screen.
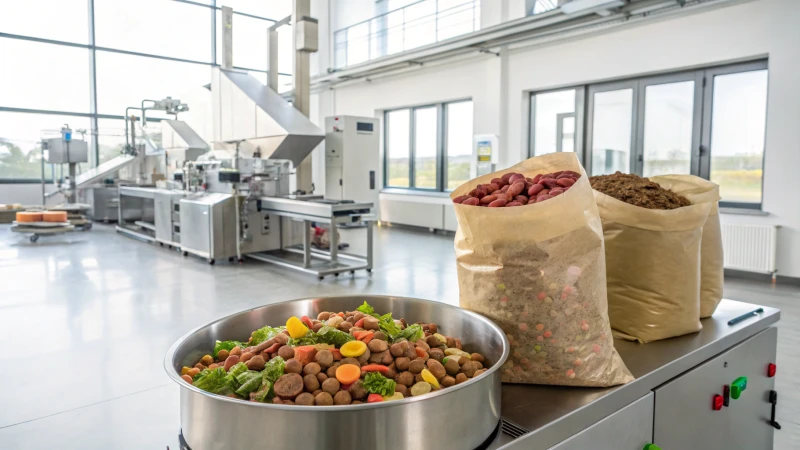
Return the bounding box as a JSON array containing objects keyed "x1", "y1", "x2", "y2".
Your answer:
[{"x1": 356, "y1": 122, "x2": 374, "y2": 132}]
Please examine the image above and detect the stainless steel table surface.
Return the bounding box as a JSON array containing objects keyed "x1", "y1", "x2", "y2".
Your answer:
[
  {"x1": 258, "y1": 196, "x2": 373, "y2": 219},
  {"x1": 494, "y1": 298, "x2": 780, "y2": 449}
]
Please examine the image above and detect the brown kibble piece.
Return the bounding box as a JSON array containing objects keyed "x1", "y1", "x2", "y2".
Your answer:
[
  {"x1": 409, "y1": 358, "x2": 425, "y2": 374},
  {"x1": 317, "y1": 312, "x2": 331, "y2": 321},
  {"x1": 390, "y1": 341, "x2": 409, "y2": 357},
  {"x1": 200, "y1": 355, "x2": 214, "y2": 366},
  {"x1": 304, "y1": 373, "x2": 320, "y2": 392},
  {"x1": 315, "y1": 350, "x2": 334, "y2": 368},
  {"x1": 395, "y1": 384, "x2": 408, "y2": 397},
  {"x1": 223, "y1": 355, "x2": 240, "y2": 371},
  {"x1": 473, "y1": 368, "x2": 488, "y2": 378},
  {"x1": 315, "y1": 392, "x2": 334, "y2": 406},
  {"x1": 240, "y1": 352, "x2": 254, "y2": 363},
  {"x1": 441, "y1": 376, "x2": 456, "y2": 387},
  {"x1": 425, "y1": 335, "x2": 442, "y2": 349},
  {"x1": 216, "y1": 350, "x2": 229, "y2": 361},
  {"x1": 340, "y1": 357, "x2": 360, "y2": 368},
  {"x1": 444, "y1": 358, "x2": 460, "y2": 375},
  {"x1": 245, "y1": 355, "x2": 266, "y2": 371},
  {"x1": 461, "y1": 361, "x2": 482, "y2": 378},
  {"x1": 322, "y1": 378, "x2": 341, "y2": 395},
  {"x1": 367, "y1": 339, "x2": 389, "y2": 353},
  {"x1": 303, "y1": 362, "x2": 322, "y2": 376},
  {"x1": 186, "y1": 368, "x2": 200, "y2": 378},
  {"x1": 395, "y1": 371, "x2": 414, "y2": 386},
  {"x1": 333, "y1": 390, "x2": 352, "y2": 405},
  {"x1": 415, "y1": 340, "x2": 431, "y2": 352},
  {"x1": 363, "y1": 316, "x2": 380, "y2": 330},
  {"x1": 285, "y1": 359, "x2": 303, "y2": 374},
  {"x1": 426, "y1": 359, "x2": 446, "y2": 379},
  {"x1": 429, "y1": 348, "x2": 444, "y2": 362},
  {"x1": 349, "y1": 380, "x2": 367, "y2": 400},
  {"x1": 274, "y1": 373, "x2": 304, "y2": 399},
  {"x1": 470, "y1": 353, "x2": 485, "y2": 363},
  {"x1": 278, "y1": 345, "x2": 295, "y2": 360},
  {"x1": 395, "y1": 356, "x2": 411, "y2": 371},
  {"x1": 229, "y1": 346, "x2": 242, "y2": 357},
  {"x1": 455, "y1": 373, "x2": 468, "y2": 384},
  {"x1": 338, "y1": 321, "x2": 353, "y2": 332},
  {"x1": 326, "y1": 363, "x2": 341, "y2": 378},
  {"x1": 317, "y1": 372, "x2": 328, "y2": 383},
  {"x1": 295, "y1": 392, "x2": 315, "y2": 405}
]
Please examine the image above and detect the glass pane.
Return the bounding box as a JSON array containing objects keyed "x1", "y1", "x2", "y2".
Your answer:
[
  {"x1": 0, "y1": 38, "x2": 91, "y2": 113},
  {"x1": 95, "y1": 51, "x2": 211, "y2": 116},
  {"x1": 446, "y1": 101, "x2": 473, "y2": 190},
  {"x1": 386, "y1": 109, "x2": 410, "y2": 188},
  {"x1": 414, "y1": 107, "x2": 438, "y2": 189},
  {"x1": 0, "y1": 0, "x2": 88, "y2": 44},
  {"x1": 95, "y1": 0, "x2": 212, "y2": 62},
  {"x1": 709, "y1": 70, "x2": 768, "y2": 204},
  {"x1": 437, "y1": 0, "x2": 476, "y2": 41},
  {"x1": 217, "y1": 11, "x2": 269, "y2": 70},
  {"x1": 347, "y1": 23, "x2": 371, "y2": 66},
  {"x1": 404, "y1": 1, "x2": 437, "y2": 50},
  {"x1": 220, "y1": 0, "x2": 291, "y2": 19},
  {"x1": 642, "y1": 81, "x2": 694, "y2": 177},
  {"x1": 278, "y1": 74, "x2": 293, "y2": 94},
  {"x1": 277, "y1": 24, "x2": 293, "y2": 75},
  {"x1": 97, "y1": 119, "x2": 128, "y2": 165},
  {"x1": 561, "y1": 116, "x2": 575, "y2": 153},
  {"x1": 591, "y1": 89, "x2": 633, "y2": 175},
  {"x1": 0, "y1": 112, "x2": 91, "y2": 179},
  {"x1": 533, "y1": 90, "x2": 575, "y2": 156},
  {"x1": 386, "y1": 10, "x2": 405, "y2": 56}
]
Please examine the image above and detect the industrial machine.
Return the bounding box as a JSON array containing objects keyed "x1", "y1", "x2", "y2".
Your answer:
[
  {"x1": 40, "y1": 125, "x2": 89, "y2": 204},
  {"x1": 324, "y1": 115, "x2": 380, "y2": 206},
  {"x1": 116, "y1": 69, "x2": 376, "y2": 276}
]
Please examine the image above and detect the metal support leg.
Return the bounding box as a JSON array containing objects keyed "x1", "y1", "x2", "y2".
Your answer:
[
  {"x1": 302, "y1": 220, "x2": 311, "y2": 268},
  {"x1": 329, "y1": 221, "x2": 338, "y2": 264},
  {"x1": 366, "y1": 220, "x2": 373, "y2": 269}
]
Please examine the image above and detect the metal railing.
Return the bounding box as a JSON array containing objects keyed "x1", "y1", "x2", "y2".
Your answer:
[{"x1": 333, "y1": 0, "x2": 481, "y2": 69}]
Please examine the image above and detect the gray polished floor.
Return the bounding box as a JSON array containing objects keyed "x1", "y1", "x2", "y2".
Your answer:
[{"x1": 0, "y1": 224, "x2": 796, "y2": 449}]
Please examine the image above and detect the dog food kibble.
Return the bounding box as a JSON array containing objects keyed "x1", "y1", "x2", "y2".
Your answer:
[
  {"x1": 589, "y1": 172, "x2": 690, "y2": 209},
  {"x1": 455, "y1": 170, "x2": 581, "y2": 208}
]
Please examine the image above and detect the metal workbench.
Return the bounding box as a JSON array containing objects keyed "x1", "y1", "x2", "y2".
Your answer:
[
  {"x1": 490, "y1": 299, "x2": 781, "y2": 449},
  {"x1": 247, "y1": 196, "x2": 375, "y2": 279}
]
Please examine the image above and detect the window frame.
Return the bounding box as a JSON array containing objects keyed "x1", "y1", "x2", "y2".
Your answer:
[
  {"x1": 532, "y1": 60, "x2": 768, "y2": 209},
  {"x1": 383, "y1": 98, "x2": 472, "y2": 192},
  {"x1": 528, "y1": 87, "x2": 585, "y2": 160},
  {"x1": 0, "y1": 1, "x2": 290, "y2": 183}
]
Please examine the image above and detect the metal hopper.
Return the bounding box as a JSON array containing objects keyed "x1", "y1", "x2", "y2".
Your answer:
[{"x1": 211, "y1": 68, "x2": 324, "y2": 167}]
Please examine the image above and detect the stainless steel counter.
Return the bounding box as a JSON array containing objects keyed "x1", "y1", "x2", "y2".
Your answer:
[{"x1": 489, "y1": 298, "x2": 779, "y2": 449}]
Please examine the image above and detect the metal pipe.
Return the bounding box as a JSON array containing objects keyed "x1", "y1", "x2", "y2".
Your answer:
[
  {"x1": 140, "y1": 99, "x2": 158, "y2": 125},
  {"x1": 40, "y1": 140, "x2": 45, "y2": 206}
]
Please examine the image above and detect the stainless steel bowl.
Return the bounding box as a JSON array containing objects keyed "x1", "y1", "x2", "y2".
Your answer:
[{"x1": 165, "y1": 295, "x2": 510, "y2": 450}]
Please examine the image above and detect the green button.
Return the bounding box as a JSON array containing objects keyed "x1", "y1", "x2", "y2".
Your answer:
[
  {"x1": 643, "y1": 444, "x2": 662, "y2": 450},
  {"x1": 730, "y1": 376, "x2": 748, "y2": 400}
]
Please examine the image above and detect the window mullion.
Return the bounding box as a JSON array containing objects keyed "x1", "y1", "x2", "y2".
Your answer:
[
  {"x1": 409, "y1": 108, "x2": 416, "y2": 188},
  {"x1": 437, "y1": 103, "x2": 445, "y2": 192}
]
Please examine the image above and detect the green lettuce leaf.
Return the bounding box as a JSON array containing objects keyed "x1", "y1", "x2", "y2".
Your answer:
[
  {"x1": 250, "y1": 325, "x2": 285, "y2": 346},
  {"x1": 394, "y1": 324, "x2": 424, "y2": 343},
  {"x1": 378, "y1": 313, "x2": 402, "y2": 339},
  {"x1": 212, "y1": 340, "x2": 244, "y2": 359},
  {"x1": 226, "y1": 362, "x2": 248, "y2": 382},
  {"x1": 288, "y1": 332, "x2": 321, "y2": 347},
  {"x1": 234, "y1": 371, "x2": 263, "y2": 397},
  {"x1": 193, "y1": 367, "x2": 235, "y2": 395},
  {"x1": 262, "y1": 356, "x2": 286, "y2": 384},
  {"x1": 362, "y1": 372, "x2": 396, "y2": 397},
  {"x1": 356, "y1": 301, "x2": 375, "y2": 316},
  {"x1": 251, "y1": 380, "x2": 273, "y2": 402},
  {"x1": 316, "y1": 326, "x2": 355, "y2": 347}
]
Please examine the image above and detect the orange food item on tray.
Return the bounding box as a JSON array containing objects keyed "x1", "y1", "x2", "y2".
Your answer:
[
  {"x1": 43, "y1": 211, "x2": 68, "y2": 223},
  {"x1": 16, "y1": 212, "x2": 43, "y2": 222}
]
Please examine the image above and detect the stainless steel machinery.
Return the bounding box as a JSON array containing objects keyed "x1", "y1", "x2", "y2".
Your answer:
[
  {"x1": 166, "y1": 297, "x2": 780, "y2": 450},
  {"x1": 40, "y1": 125, "x2": 89, "y2": 204},
  {"x1": 324, "y1": 115, "x2": 380, "y2": 206}
]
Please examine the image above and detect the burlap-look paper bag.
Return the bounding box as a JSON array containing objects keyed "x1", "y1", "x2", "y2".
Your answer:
[
  {"x1": 649, "y1": 175, "x2": 723, "y2": 318},
  {"x1": 594, "y1": 184, "x2": 712, "y2": 343},
  {"x1": 452, "y1": 152, "x2": 632, "y2": 387}
]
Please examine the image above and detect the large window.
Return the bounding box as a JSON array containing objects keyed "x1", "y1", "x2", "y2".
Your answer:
[
  {"x1": 384, "y1": 100, "x2": 472, "y2": 191},
  {"x1": 530, "y1": 61, "x2": 768, "y2": 208},
  {"x1": 0, "y1": 0, "x2": 291, "y2": 181}
]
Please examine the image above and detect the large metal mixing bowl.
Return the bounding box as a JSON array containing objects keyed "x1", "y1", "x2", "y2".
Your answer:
[{"x1": 165, "y1": 295, "x2": 509, "y2": 450}]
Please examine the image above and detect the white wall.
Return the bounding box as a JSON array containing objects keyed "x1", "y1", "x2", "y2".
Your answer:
[{"x1": 317, "y1": 0, "x2": 800, "y2": 276}]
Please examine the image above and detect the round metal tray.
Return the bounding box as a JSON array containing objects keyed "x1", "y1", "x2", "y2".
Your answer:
[{"x1": 165, "y1": 295, "x2": 510, "y2": 450}]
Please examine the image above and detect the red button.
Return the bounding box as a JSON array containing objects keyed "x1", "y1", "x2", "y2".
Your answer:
[
  {"x1": 713, "y1": 394, "x2": 724, "y2": 411},
  {"x1": 768, "y1": 363, "x2": 777, "y2": 378}
]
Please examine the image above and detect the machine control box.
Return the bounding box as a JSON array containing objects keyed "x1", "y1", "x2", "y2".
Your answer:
[
  {"x1": 43, "y1": 137, "x2": 89, "y2": 164},
  {"x1": 324, "y1": 116, "x2": 379, "y2": 207}
]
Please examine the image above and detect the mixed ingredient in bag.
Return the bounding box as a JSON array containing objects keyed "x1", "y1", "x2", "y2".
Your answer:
[
  {"x1": 452, "y1": 170, "x2": 582, "y2": 207},
  {"x1": 590, "y1": 172, "x2": 690, "y2": 209},
  {"x1": 179, "y1": 302, "x2": 489, "y2": 405}
]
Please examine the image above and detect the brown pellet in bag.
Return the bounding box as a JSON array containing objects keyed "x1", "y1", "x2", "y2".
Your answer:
[
  {"x1": 649, "y1": 175, "x2": 723, "y2": 318},
  {"x1": 590, "y1": 172, "x2": 690, "y2": 210},
  {"x1": 592, "y1": 175, "x2": 712, "y2": 343},
  {"x1": 451, "y1": 152, "x2": 633, "y2": 387}
]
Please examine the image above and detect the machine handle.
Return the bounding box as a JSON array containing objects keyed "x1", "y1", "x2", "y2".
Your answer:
[
  {"x1": 769, "y1": 390, "x2": 781, "y2": 430},
  {"x1": 369, "y1": 170, "x2": 375, "y2": 190}
]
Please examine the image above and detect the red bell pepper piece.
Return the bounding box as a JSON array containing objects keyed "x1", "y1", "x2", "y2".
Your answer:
[
  {"x1": 331, "y1": 348, "x2": 343, "y2": 360},
  {"x1": 353, "y1": 318, "x2": 365, "y2": 328},
  {"x1": 300, "y1": 316, "x2": 314, "y2": 329},
  {"x1": 367, "y1": 393, "x2": 383, "y2": 403},
  {"x1": 337, "y1": 312, "x2": 345, "y2": 318},
  {"x1": 415, "y1": 347, "x2": 427, "y2": 359},
  {"x1": 353, "y1": 330, "x2": 375, "y2": 344},
  {"x1": 341, "y1": 383, "x2": 352, "y2": 391},
  {"x1": 293, "y1": 346, "x2": 318, "y2": 365},
  {"x1": 264, "y1": 342, "x2": 282, "y2": 354},
  {"x1": 361, "y1": 364, "x2": 390, "y2": 375}
]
